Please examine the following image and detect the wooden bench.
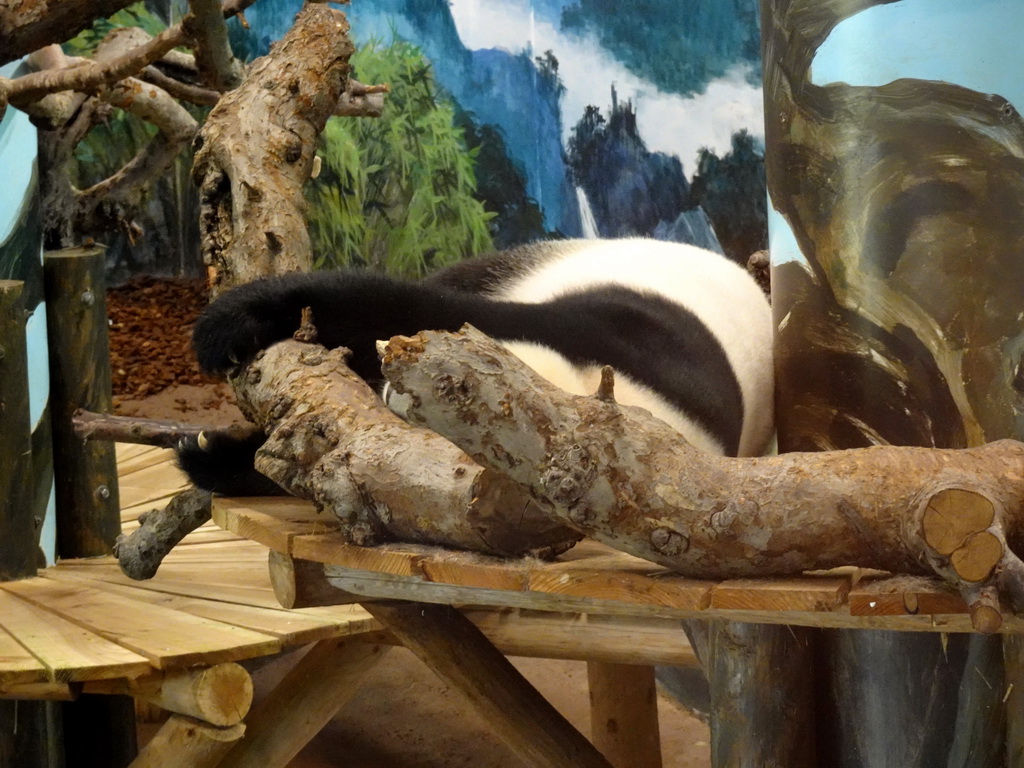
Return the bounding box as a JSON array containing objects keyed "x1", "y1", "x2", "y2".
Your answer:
[
  {"x1": 212, "y1": 489, "x2": 1018, "y2": 768},
  {"x1": 0, "y1": 445, "x2": 381, "y2": 768}
]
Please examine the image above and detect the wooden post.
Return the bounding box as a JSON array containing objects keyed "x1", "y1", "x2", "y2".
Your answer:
[
  {"x1": 706, "y1": 621, "x2": 817, "y2": 768},
  {"x1": 588, "y1": 662, "x2": 662, "y2": 768},
  {"x1": 42, "y1": 248, "x2": 133, "y2": 768},
  {"x1": 366, "y1": 602, "x2": 615, "y2": 768},
  {"x1": 0, "y1": 280, "x2": 38, "y2": 580},
  {"x1": 43, "y1": 246, "x2": 120, "y2": 558}
]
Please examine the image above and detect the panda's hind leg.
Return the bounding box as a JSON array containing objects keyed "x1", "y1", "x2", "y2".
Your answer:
[{"x1": 176, "y1": 429, "x2": 286, "y2": 497}]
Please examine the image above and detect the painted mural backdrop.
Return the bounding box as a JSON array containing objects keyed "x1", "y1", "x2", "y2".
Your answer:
[
  {"x1": 766, "y1": 0, "x2": 1024, "y2": 453},
  {"x1": 220, "y1": 0, "x2": 766, "y2": 277},
  {"x1": 764, "y1": 1, "x2": 1024, "y2": 764},
  {"x1": 0, "y1": 61, "x2": 56, "y2": 566}
]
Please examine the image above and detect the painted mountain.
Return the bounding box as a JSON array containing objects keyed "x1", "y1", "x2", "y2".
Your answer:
[{"x1": 228, "y1": 0, "x2": 767, "y2": 266}]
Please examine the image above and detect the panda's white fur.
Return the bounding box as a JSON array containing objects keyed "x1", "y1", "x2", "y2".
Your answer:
[{"x1": 451, "y1": 239, "x2": 774, "y2": 458}]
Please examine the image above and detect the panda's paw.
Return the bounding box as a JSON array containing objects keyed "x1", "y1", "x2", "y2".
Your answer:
[
  {"x1": 176, "y1": 430, "x2": 287, "y2": 497},
  {"x1": 192, "y1": 301, "x2": 280, "y2": 375}
]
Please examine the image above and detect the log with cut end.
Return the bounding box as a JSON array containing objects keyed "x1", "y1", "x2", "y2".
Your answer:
[
  {"x1": 228, "y1": 336, "x2": 580, "y2": 557},
  {"x1": 381, "y1": 326, "x2": 1024, "y2": 633}
]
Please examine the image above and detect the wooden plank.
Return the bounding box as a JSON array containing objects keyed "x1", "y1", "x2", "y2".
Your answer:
[
  {"x1": 418, "y1": 553, "x2": 530, "y2": 592},
  {"x1": 2, "y1": 578, "x2": 281, "y2": 669},
  {"x1": 0, "y1": 624, "x2": 48, "y2": 687},
  {"x1": 115, "y1": 442, "x2": 158, "y2": 463},
  {"x1": 41, "y1": 569, "x2": 355, "y2": 645},
  {"x1": 212, "y1": 498, "x2": 340, "y2": 553},
  {"x1": 291, "y1": 534, "x2": 424, "y2": 576},
  {"x1": 53, "y1": 564, "x2": 286, "y2": 609},
  {"x1": 848, "y1": 577, "x2": 969, "y2": 617},
  {"x1": 115, "y1": 444, "x2": 168, "y2": 472},
  {"x1": 0, "y1": 590, "x2": 151, "y2": 682},
  {"x1": 463, "y1": 609, "x2": 699, "y2": 667},
  {"x1": 711, "y1": 577, "x2": 851, "y2": 612},
  {"x1": 529, "y1": 560, "x2": 712, "y2": 612}
]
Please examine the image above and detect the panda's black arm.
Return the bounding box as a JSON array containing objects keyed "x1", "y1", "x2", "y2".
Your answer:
[{"x1": 192, "y1": 270, "x2": 480, "y2": 384}]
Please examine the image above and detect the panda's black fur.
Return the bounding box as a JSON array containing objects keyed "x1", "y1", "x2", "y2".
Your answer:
[{"x1": 179, "y1": 239, "x2": 773, "y2": 495}]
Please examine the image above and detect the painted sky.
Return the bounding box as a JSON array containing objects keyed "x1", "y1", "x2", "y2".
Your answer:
[
  {"x1": 813, "y1": 0, "x2": 1024, "y2": 112},
  {"x1": 447, "y1": 0, "x2": 764, "y2": 176},
  {"x1": 771, "y1": 0, "x2": 1024, "y2": 266}
]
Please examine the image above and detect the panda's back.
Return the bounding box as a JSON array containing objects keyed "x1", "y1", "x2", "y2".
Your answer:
[{"x1": 430, "y1": 239, "x2": 773, "y2": 457}]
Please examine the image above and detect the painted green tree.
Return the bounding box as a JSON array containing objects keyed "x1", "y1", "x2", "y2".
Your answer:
[{"x1": 308, "y1": 39, "x2": 494, "y2": 277}]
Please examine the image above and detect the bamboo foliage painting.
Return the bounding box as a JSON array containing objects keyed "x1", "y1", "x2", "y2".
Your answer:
[{"x1": 765, "y1": 0, "x2": 1024, "y2": 451}]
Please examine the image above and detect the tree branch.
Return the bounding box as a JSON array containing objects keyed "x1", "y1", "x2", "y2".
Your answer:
[
  {"x1": 382, "y1": 326, "x2": 1024, "y2": 633},
  {"x1": 183, "y1": 0, "x2": 243, "y2": 91},
  {"x1": 114, "y1": 488, "x2": 212, "y2": 579},
  {"x1": 191, "y1": 3, "x2": 356, "y2": 292},
  {"x1": 0, "y1": 0, "x2": 139, "y2": 67},
  {"x1": 72, "y1": 409, "x2": 260, "y2": 449},
  {"x1": 4, "y1": 0, "x2": 259, "y2": 108},
  {"x1": 73, "y1": 76, "x2": 198, "y2": 238},
  {"x1": 140, "y1": 65, "x2": 220, "y2": 107},
  {"x1": 225, "y1": 333, "x2": 579, "y2": 557},
  {"x1": 334, "y1": 79, "x2": 388, "y2": 118}
]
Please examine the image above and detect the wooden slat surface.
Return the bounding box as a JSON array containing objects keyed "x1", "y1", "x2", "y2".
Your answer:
[
  {"x1": 2, "y1": 578, "x2": 283, "y2": 668},
  {"x1": 212, "y1": 498, "x2": 1024, "y2": 634},
  {"x1": 0, "y1": 591, "x2": 152, "y2": 684},
  {"x1": 0, "y1": 447, "x2": 381, "y2": 685},
  {"x1": 0, "y1": 623, "x2": 49, "y2": 688}
]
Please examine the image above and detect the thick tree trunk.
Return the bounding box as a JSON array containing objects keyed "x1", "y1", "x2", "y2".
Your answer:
[{"x1": 191, "y1": 3, "x2": 354, "y2": 293}]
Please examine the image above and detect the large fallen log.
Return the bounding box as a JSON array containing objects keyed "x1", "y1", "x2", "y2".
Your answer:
[
  {"x1": 380, "y1": 326, "x2": 1024, "y2": 633},
  {"x1": 227, "y1": 327, "x2": 579, "y2": 557}
]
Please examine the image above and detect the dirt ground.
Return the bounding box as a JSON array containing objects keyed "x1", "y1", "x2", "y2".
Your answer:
[{"x1": 110, "y1": 277, "x2": 712, "y2": 767}]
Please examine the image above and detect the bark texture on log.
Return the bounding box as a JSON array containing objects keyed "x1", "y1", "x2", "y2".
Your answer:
[
  {"x1": 382, "y1": 326, "x2": 1024, "y2": 630},
  {"x1": 0, "y1": 0, "x2": 137, "y2": 67},
  {"x1": 43, "y1": 247, "x2": 120, "y2": 559},
  {"x1": 191, "y1": 3, "x2": 355, "y2": 293},
  {"x1": 0, "y1": 281, "x2": 38, "y2": 580},
  {"x1": 114, "y1": 488, "x2": 212, "y2": 580},
  {"x1": 230, "y1": 337, "x2": 579, "y2": 556}
]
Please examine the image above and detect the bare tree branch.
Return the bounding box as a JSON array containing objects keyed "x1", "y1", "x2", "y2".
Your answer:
[
  {"x1": 230, "y1": 335, "x2": 580, "y2": 556},
  {"x1": 4, "y1": 0, "x2": 258, "y2": 108},
  {"x1": 183, "y1": 0, "x2": 243, "y2": 91},
  {"x1": 74, "y1": 76, "x2": 197, "y2": 237},
  {"x1": 382, "y1": 325, "x2": 1024, "y2": 633},
  {"x1": 334, "y1": 79, "x2": 388, "y2": 117},
  {"x1": 72, "y1": 409, "x2": 259, "y2": 449},
  {"x1": 141, "y1": 65, "x2": 219, "y2": 107},
  {"x1": 114, "y1": 488, "x2": 212, "y2": 579},
  {"x1": 0, "y1": 0, "x2": 139, "y2": 67}
]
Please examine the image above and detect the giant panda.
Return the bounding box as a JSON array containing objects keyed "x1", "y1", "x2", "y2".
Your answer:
[{"x1": 178, "y1": 239, "x2": 774, "y2": 494}]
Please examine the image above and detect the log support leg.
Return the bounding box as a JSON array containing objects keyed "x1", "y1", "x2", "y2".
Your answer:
[
  {"x1": 126, "y1": 714, "x2": 243, "y2": 768},
  {"x1": 366, "y1": 601, "x2": 615, "y2": 768},
  {"x1": 215, "y1": 636, "x2": 390, "y2": 768},
  {"x1": 588, "y1": 661, "x2": 662, "y2": 768}
]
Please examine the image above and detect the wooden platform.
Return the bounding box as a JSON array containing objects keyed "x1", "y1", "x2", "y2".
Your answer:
[
  {"x1": 215, "y1": 496, "x2": 1024, "y2": 635},
  {"x1": 0, "y1": 445, "x2": 378, "y2": 693}
]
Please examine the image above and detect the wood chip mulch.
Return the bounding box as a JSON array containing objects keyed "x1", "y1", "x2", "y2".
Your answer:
[{"x1": 106, "y1": 276, "x2": 221, "y2": 400}]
